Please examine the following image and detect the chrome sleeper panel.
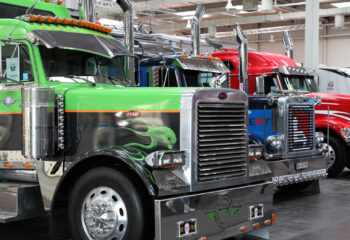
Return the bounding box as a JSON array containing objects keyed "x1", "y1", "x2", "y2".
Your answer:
[{"x1": 154, "y1": 182, "x2": 273, "y2": 240}]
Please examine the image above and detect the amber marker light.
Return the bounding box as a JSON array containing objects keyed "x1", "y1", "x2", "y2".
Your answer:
[
  {"x1": 45, "y1": 0, "x2": 50, "y2": 2},
  {"x1": 253, "y1": 223, "x2": 260, "y2": 229},
  {"x1": 72, "y1": 19, "x2": 79, "y2": 26},
  {"x1": 182, "y1": 54, "x2": 188, "y2": 59},
  {"x1": 55, "y1": 17, "x2": 62, "y2": 24},
  {"x1": 57, "y1": 0, "x2": 63, "y2": 5},
  {"x1": 47, "y1": 16, "x2": 55, "y2": 23},
  {"x1": 272, "y1": 214, "x2": 276, "y2": 223},
  {"x1": 265, "y1": 220, "x2": 271, "y2": 225},
  {"x1": 63, "y1": 18, "x2": 71, "y2": 25},
  {"x1": 105, "y1": 27, "x2": 112, "y2": 33},
  {"x1": 240, "y1": 226, "x2": 247, "y2": 232},
  {"x1": 198, "y1": 56, "x2": 202, "y2": 60},
  {"x1": 30, "y1": 14, "x2": 38, "y2": 22},
  {"x1": 38, "y1": 16, "x2": 46, "y2": 23},
  {"x1": 5, "y1": 163, "x2": 12, "y2": 168},
  {"x1": 24, "y1": 163, "x2": 32, "y2": 168}
]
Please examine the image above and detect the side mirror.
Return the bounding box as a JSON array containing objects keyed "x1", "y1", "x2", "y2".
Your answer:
[
  {"x1": 314, "y1": 95, "x2": 322, "y2": 106},
  {"x1": 210, "y1": 73, "x2": 228, "y2": 88},
  {"x1": 255, "y1": 76, "x2": 265, "y2": 94}
]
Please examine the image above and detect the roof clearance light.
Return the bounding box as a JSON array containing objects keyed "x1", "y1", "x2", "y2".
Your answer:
[
  {"x1": 30, "y1": 14, "x2": 38, "y2": 22},
  {"x1": 198, "y1": 56, "x2": 202, "y2": 60},
  {"x1": 55, "y1": 17, "x2": 63, "y2": 24},
  {"x1": 47, "y1": 16, "x2": 55, "y2": 23},
  {"x1": 57, "y1": 0, "x2": 63, "y2": 5},
  {"x1": 63, "y1": 18, "x2": 71, "y2": 25},
  {"x1": 39, "y1": 16, "x2": 47, "y2": 23},
  {"x1": 105, "y1": 27, "x2": 112, "y2": 33},
  {"x1": 72, "y1": 19, "x2": 79, "y2": 25},
  {"x1": 45, "y1": 0, "x2": 50, "y2": 2},
  {"x1": 216, "y1": 57, "x2": 221, "y2": 62},
  {"x1": 182, "y1": 54, "x2": 188, "y2": 59}
]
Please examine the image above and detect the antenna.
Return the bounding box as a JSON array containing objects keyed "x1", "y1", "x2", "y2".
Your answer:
[{"x1": 7, "y1": 1, "x2": 39, "y2": 41}]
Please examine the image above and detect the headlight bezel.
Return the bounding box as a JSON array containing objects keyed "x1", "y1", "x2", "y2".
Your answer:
[{"x1": 145, "y1": 151, "x2": 186, "y2": 169}]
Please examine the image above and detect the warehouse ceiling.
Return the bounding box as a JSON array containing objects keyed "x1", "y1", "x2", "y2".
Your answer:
[{"x1": 95, "y1": 0, "x2": 350, "y2": 38}]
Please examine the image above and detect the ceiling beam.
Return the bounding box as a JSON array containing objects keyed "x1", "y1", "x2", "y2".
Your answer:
[{"x1": 152, "y1": 7, "x2": 350, "y2": 32}]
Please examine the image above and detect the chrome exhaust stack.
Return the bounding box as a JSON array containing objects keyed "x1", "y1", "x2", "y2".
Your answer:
[
  {"x1": 117, "y1": 0, "x2": 135, "y2": 85},
  {"x1": 282, "y1": 30, "x2": 294, "y2": 59},
  {"x1": 191, "y1": 5, "x2": 205, "y2": 56},
  {"x1": 236, "y1": 24, "x2": 249, "y2": 94},
  {"x1": 81, "y1": 0, "x2": 96, "y2": 23}
]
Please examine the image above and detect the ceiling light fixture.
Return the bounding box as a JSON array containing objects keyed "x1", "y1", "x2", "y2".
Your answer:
[
  {"x1": 332, "y1": 2, "x2": 350, "y2": 8},
  {"x1": 226, "y1": 0, "x2": 235, "y2": 11},
  {"x1": 186, "y1": 20, "x2": 191, "y2": 29}
]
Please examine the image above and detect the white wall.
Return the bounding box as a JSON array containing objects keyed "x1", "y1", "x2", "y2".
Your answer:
[{"x1": 253, "y1": 27, "x2": 350, "y2": 68}]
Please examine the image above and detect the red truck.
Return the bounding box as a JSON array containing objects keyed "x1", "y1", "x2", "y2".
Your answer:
[{"x1": 212, "y1": 47, "x2": 350, "y2": 177}]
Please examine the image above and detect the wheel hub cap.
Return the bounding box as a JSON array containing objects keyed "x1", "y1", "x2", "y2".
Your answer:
[
  {"x1": 81, "y1": 186, "x2": 128, "y2": 240},
  {"x1": 326, "y1": 144, "x2": 336, "y2": 169}
]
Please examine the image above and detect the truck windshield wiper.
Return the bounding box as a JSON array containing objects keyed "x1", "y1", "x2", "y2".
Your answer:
[{"x1": 67, "y1": 75, "x2": 96, "y2": 87}]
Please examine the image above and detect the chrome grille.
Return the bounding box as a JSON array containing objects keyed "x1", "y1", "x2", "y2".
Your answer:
[
  {"x1": 197, "y1": 102, "x2": 247, "y2": 182},
  {"x1": 287, "y1": 104, "x2": 314, "y2": 152}
]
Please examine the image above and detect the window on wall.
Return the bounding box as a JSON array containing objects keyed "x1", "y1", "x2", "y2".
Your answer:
[
  {"x1": 0, "y1": 3, "x2": 54, "y2": 19},
  {"x1": 1, "y1": 44, "x2": 34, "y2": 83}
]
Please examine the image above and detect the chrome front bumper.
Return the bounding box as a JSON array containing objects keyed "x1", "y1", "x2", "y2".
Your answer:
[
  {"x1": 154, "y1": 182, "x2": 273, "y2": 240},
  {"x1": 268, "y1": 154, "x2": 327, "y2": 186}
]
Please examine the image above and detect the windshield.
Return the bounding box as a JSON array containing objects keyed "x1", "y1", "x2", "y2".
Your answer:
[
  {"x1": 280, "y1": 75, "x2": 319, "y2": 92},
  {"x1": 39, "y1": 46, "x2": 127, "y2": 84},
  {"x1": 181, "y1": 69, "x2": 220, "y2": 87}
]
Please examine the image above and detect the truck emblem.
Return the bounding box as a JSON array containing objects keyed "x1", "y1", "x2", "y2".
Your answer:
[
  {"x1": 327, "y1": 81, "x2": 334, "y2": 89},
  {"x1": 126, "y1": 110, "x2": 141, "y2": 118},
  {"x1": 205, "y1": 195, "x2": 241, "y2": 228},
  {"x1": 0, "y1": 96, "x2": 20, "y2": 107}
]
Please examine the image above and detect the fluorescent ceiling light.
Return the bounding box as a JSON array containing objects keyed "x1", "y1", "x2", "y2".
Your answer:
[
  {"x1": 332, "y1": 2, "x2": 350, "y2": 8},
  {"x1": 174, "y1": 11, "x2": 196, "y2": 16},
  {"x1": 181, "y1": 14, "x2": 210, "y2": 20}
]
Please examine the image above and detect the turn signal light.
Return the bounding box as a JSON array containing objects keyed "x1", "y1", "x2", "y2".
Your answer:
[
  {"x1": 240, "y1": 226, "x2": 247, "y2": 232},
  {"x1": 24, "y1": 163, "x2": 32, "y2": 168},
  {"x1": 265, "y1": 220, "x2": 271, "y2": 225},
  {"x1": 253, "y1": 223, "x2": 260, "y2": 229},
  {"x1": 272, "y1": 214, "x2": 276, "y2": 223},
  {"x1": 4, "y1": 163, "x2": 12, "y2": 168}
]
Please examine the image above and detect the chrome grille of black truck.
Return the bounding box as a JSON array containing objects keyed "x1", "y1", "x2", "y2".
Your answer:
[
  {"x1": 197, "y1": 102, "x2": 247, "y2": 182},
  {"x1": 288, "y1": 104, "x2": 314, "y2": 152}
]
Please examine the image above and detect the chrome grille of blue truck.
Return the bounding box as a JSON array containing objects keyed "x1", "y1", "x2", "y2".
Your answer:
[{"x1": 287, "y1": 104, "x2": 314, "y2": 152}]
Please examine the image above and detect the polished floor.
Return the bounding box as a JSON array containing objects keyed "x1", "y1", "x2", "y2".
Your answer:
[{"x1": 2, "y1": 170, "x2": 350, "y2": 240}]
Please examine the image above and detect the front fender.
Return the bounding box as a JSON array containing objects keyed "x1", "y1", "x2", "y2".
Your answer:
[{"x1": 315, "y1": 111, "x2": 350, "y2": 142}]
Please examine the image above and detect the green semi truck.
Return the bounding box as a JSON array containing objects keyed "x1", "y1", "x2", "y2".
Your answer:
[{"x1": 0, "y1": 2, "x2": 275, "y2": 240}]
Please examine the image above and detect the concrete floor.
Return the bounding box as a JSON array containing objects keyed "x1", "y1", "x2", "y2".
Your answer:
[{"x1": 1, "y1": 171, "x2": 350, "y2": 240}]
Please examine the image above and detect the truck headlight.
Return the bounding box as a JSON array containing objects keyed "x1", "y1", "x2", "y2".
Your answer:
[
  {"x1": 267, "y1": 135, "x2": 283, "y2": 150},
  {"x1": 341, "y1": 128, "x2": 350, "y2": 142},
  {"x1": 145, "y1": 151, "x2": 186, "y2": 169},
  {"x1": 315, "y1": 132, "x2": 324, "y2": 144},
  {"x1": 249, "y1": 144, "x2": 263, "y2": 160}
]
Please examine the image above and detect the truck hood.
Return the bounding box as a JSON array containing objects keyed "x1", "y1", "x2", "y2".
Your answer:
[
  {"x1": 64, "y1": 87, "x2": 186, "y2": 112},
  {"x1": 307, "y1": 92, "x2": 350, "y2": 122}
]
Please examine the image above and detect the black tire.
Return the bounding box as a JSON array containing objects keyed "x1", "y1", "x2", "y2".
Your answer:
[
  {"x1": 326, "y1": 134, "x2": 347, "y2": 178},
  {"x1": 68, "y1": 167, "x2": 145, "y2": 240}
]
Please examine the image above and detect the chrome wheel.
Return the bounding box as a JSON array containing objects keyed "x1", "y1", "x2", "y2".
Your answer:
[
  {"x1": 326, "y1": 144, "x2": 336, "y2": 169},
  {"x1": 81, "y1": 186, "x2": 128, "y2": 240}
]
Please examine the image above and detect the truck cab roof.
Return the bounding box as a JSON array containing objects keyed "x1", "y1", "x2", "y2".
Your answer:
[
  {"x1": 0, "y1": 0, "x2": 71, "y2": 19},
  {"x1": 212, "y1": 49, "x2": 297, "y2": 74}
]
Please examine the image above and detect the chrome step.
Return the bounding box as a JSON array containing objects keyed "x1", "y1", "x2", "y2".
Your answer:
[{"x1": 0, "y1": 182, "x2": 46, "y2": 223}]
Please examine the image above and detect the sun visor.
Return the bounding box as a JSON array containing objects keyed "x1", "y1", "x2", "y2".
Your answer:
[
  {"x1": 175, "y1": 58, "x2": 230, "y2": 73},
  {"x1": 27, "y1": 30, "x2": 132, "y2": 57}
]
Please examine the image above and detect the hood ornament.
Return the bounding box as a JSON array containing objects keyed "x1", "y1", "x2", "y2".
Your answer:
[{"x1": 0, "y1": 96, "x2": 20, "y2": 107}]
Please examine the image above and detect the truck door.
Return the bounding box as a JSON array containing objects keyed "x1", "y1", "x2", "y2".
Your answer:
[{"x1": 0, "y1": 42, "x2": 36, "y2": 151}]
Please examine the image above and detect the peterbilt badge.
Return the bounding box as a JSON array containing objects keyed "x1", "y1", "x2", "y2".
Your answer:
[{"x1": 0, "y1": 96, "x2": 20, "y2": 107}]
